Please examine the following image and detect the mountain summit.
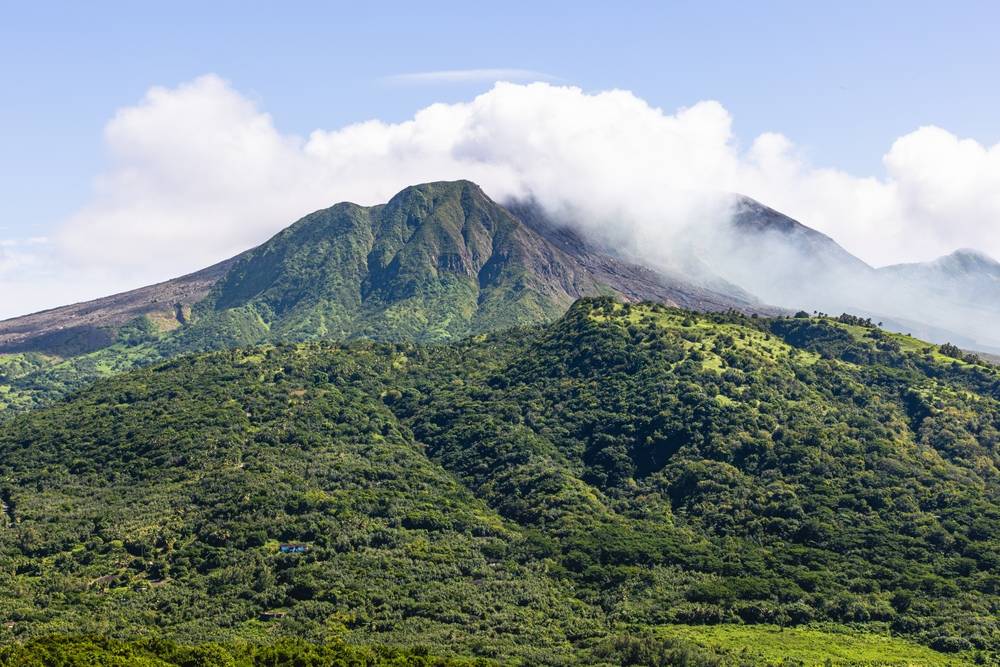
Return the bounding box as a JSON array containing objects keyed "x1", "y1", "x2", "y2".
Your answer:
[{"x1": 187, "y1": 180, "x2": 762, "y2": 346}]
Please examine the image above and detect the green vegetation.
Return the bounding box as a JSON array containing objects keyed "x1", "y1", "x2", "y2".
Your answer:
[
  {"x1": 939, "y1": 342, "x2": 986, "y2": 366},
  {"x1": 0, "y1": 335, "x2": 163, "y2": 415},
  {"x1": 0, "y1": 298, "x2": 997, "y2": 664},
  {"x1": 657, "y1": 624, "x2": 979, "y2": 665},
  {"x1": 0, "y1": 636, "x2": 495, "y2": 666},
  {"x1": 0, "y1": 353, "x2": 53, "y2": 411},
  {"x1": 0, "y1": 630, "x2": 978, "y2": 666}
]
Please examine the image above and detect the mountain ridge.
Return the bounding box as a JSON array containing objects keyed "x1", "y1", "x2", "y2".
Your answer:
[{"x1": 0, "y1": 181, "x2": 775, "y2": 413}]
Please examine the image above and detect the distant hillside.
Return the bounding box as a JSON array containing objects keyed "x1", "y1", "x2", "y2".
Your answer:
[
  {"x1": 874, "y1": 249, "x2": 1000, "y2": 353},
  {"x1": 0, "y1": 299, "x2": 997, "y2": 663},
  {"x1": 881, "y1": 248, "x2": 1000, "y2": 298},
  {"x1": 702, "y1": 197, "x2": 1000, "y2": 354}
]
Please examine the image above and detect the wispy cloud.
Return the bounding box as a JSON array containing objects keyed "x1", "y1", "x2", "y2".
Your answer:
[{"x1": 382, "y1": 68, "x2": 556, "y2": 85}]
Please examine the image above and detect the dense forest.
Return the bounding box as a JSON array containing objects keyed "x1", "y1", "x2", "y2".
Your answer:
[{"x1": 0, "y1": 299, "x2": 997, "y2": 665}]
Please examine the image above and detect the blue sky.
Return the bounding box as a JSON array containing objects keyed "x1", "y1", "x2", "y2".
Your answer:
[
  {"x1": 3, "y1": 1, "x2": 998, "y2": 236},
  {"x1": 1, "y1": 1, "x2": 999, "y2": 317}
]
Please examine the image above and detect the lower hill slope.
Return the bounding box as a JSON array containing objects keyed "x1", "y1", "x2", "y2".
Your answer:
[{"x1": 0, "y1": 299, "x2": 998, "y2": 664}]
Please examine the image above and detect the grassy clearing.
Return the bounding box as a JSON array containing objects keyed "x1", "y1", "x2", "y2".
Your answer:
[
  {"x1": 591, "y1": 303, "x2": 820, "y2": 370},
  {"x1": 657, "y1": 624, "x2": 977, "y2": 666},
  {"x1": 828, "y1": 321, "x2": 975, "y2": 366}
]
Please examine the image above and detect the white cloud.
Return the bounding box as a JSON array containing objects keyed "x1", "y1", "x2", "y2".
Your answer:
[
  {"x1": 884, "y1": 126, "x2": 1000, "y2": 257},
  {"x1": 58, "y1": 75, "x2": 322, "y2": 273},
  {"x1": 382, "y1": 68, "x2": 555, "y2": 85},
  {"x1": 3, "y1": 74, "x2": 1000, "y2": 320}
]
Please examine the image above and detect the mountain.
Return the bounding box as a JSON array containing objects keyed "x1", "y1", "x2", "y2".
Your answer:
[
  {"x1": 0, "y1": 181, "x2": 762, "y2": 414},
  {"x1": 0, "y1": 181, "x2": 758, "y2": 357},
  {"x1": 0, "y1": 299, "x2": 996, "y2": 664},
  {"x1": 879, "y1": 248, "x2": 1000, "y2": 309},
  {"x1": 694, "y1": 196, "x2": 874, "y2": 314},
  {"x1": 869, "y1": 249, "x2": 1000, "y2": 355},
  {"x1": 4, "y1": 180, "x2": 1000, "y2": 415},
  {"x1": 705, "y1": 198, "x2": 1000, "y2": 354},
  {"x1": 190, "y1": 180, "x2": 759, "y2": 346}
]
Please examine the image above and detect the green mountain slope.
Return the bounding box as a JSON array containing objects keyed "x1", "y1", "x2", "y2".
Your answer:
[
  {"x1": 192, "y1": 180, "x2": 593, "y2": 344},
  {"x1": 0, "y1": 181, "x2": 759, "y2": 416},
  {"x1": 1, "y1": 299, "x2": 997, "y2": 664}
]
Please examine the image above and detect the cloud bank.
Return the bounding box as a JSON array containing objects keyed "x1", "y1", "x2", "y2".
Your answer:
[{"x1": 3, "y1": 74, "x2": 1000, "y2": 319}]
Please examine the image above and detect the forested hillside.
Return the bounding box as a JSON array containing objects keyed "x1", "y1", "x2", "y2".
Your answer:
[{"x1": 0, "y1": 299, "x2": 997, "y2": 665}]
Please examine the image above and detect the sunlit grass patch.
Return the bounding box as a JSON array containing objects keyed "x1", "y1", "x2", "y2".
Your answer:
[{"x1": 656, "y1": 624, "x2": 977, "y2": 666}]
